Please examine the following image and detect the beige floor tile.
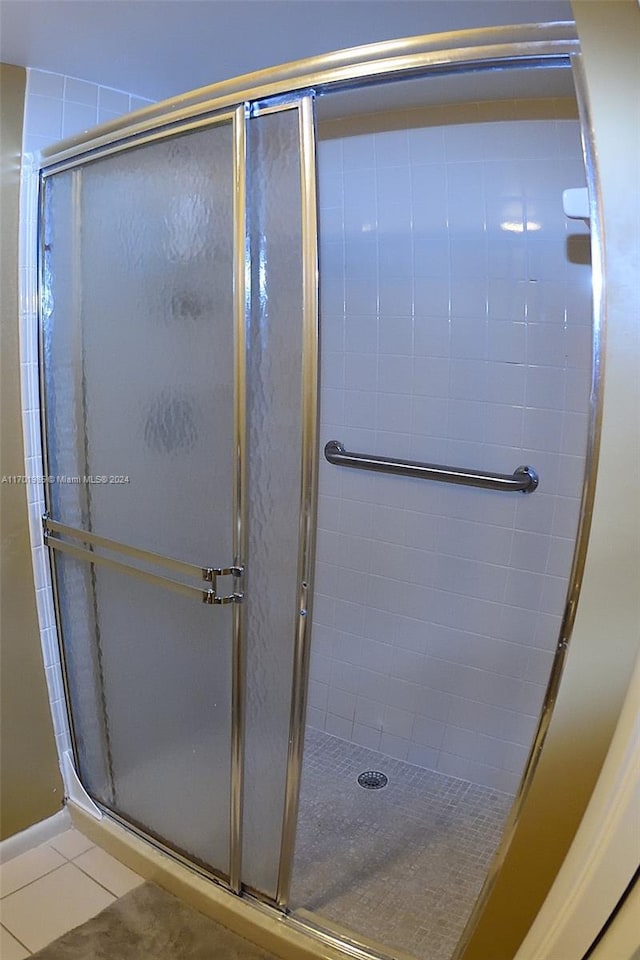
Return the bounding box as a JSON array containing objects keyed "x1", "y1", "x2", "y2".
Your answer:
[
  {"x1": 0, "y1": 862, "x2": 114, "y2": 953},
  {"x1": 49, "y1": 829, "x2": 94, "y2": 860},
  {"x1": 73, "y1": 846, "x2": 143, "y2": 897},
  {"x1": 0, "y1": 845, "x2": 66, "y2": 898},
  {"x1": 0, "y1": 925, "x2": 30, "y2": 960}
]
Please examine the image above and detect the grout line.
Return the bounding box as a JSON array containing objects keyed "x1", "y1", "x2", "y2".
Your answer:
[
  {"x1": 0, "y1": 855, "x2": 69, "y2": 900},
  {"x1": 70, "y1": 859, "x2": 123, "y2": 901},
  {"x1": 0, "y1": 922, "x2": 32, "y2": 955},
  {"x1": 49, "y1": 839, "x2": 97, "y2": 863}
]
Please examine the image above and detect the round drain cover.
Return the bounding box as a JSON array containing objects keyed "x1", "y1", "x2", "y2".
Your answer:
[{"x1": 358, "y1": 770, "x2": 388, "y2": 790}]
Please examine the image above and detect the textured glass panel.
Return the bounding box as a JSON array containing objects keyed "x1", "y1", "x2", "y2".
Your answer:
[
  {"x1": 56, "y1": 553, "x2": 232, "y2": 872},
  {"x1": 43, "y1": 173, "x2": 113, "y2": 799},
  {"x1": 44, "y1": 124, "x2": 235, "y2": 568},
  {"x1": 294, "y1": 66, "x2": 592, "y2": 959},
  {"x1": 42, "y1": 121, "x2": 236, "y2": 877},
  {"x1": 43, "y1": 172, "x2": 89, "y2": 530},
  {"x1": 241, "y1": 107, "x2": 304, "y2": 896}
]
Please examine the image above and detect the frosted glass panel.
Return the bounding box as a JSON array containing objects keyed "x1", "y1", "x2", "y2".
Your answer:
[
  {"x1": 42, "y1": 120, "x2": 236, "y2": 877},
  {"x1": 44, "y1": 123, "x2": 235, "y2": 568},
  {"x1": 56, "y1": 554, "x2": 232, "y2": 872},
  {"x1": 42, "y1": 173, "x2": 90, "y2": 532},
  {"x1": 241, "y1": 107, "x2": 304, "y2": 897}
]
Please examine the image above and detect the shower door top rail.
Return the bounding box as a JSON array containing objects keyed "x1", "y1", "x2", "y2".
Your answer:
[
  {"x1": 38, "y1": 22, "x2": 578, "y2": 174},
  {"x1": 324, "y1": 440, "x2": 539, "y2": 493}
]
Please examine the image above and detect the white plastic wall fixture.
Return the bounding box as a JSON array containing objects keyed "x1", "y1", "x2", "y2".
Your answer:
[
  {"x1": 62, "y1": 751, "x2": 103, "y2": 821},
  {"x1": 563, "y1": 186, "x2": 590, "y2": 224}
]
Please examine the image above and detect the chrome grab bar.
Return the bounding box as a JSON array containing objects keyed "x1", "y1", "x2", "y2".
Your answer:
[{"x1": 324, "y1": 440, "x2": 538, "y2": 494}]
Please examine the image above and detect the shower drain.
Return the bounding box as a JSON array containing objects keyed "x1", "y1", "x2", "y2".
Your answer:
[{"x1": 357, "y1": 770, "x2": 388, "y2": 790}]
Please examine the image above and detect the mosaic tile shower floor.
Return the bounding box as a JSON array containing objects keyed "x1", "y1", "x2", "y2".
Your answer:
[{"x1": 291, "y1": 728, "x2": 514, "y2": 960}]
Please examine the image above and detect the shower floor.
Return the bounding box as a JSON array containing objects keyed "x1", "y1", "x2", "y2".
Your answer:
[{"x1": 291, "y1": 728, "x2": 514, "y2": 960}]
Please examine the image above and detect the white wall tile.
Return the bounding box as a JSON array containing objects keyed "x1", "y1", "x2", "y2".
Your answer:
[
  {"x1": 342, "y1": 133, "x2": 374, "y2": 170},
  {"x1": 533, "y1": 612, "x2": 562, "y2": 651},
  {"x1": 436, "y1": 751, "x2": 470, "y2": 779},
  {"x1": 413, "y1": 239, "x2": 450, "y2": 281},
  {"x1": 64, "y1": 77, "x2": 98, "y2": 106},
  {"x1": 382, "y1": 704, "x2": 415, "y2": 739},
  {"x1": 378, "y1": 279, "x2": 412, "y2": 316},
  {"x1": 327, "y1": 686, "x2": 357, "y2": 721},
  {"x1": 308, "y1": 680, "x2": 329, "y2": 711},
  {"x1": 325, "y1": 713, "x2": 353, "y2": 739},
  {"x1": 379, "y1": 733, "x2": 410, "y2": 761},
  {"x1": 412, "y1": 182, "x2": 447, "y2": 232},
  {"x1": 411, "y1": 396, "x2": 448, "y2": 437},
  {"x1": 510, "y1": 530, "x2": 551, "y2": 574},
  {"x1": 505, "y1": 568, "x2": 545, "y2": 611},
  {"x1": 355, "y1": 696, "x2": 384, "y2": 730},
  {"x1": 376, "y1": 129, "x2": 408, "y2": 167},
  {"x1": 128, "y1": 89, "x2": 151, "y2": 114},
  {"x1": 26, "y1": 96, "x2": 63, "y2": 142},
  {"x1": 28, "y1": 71, "x2": 65, "y2": 99},
  {"x1": 566, "y1": 326, "x2": 592, "y2": 369},
  {"x1": 344, "y1": 314, "x2": 376, "y2": 353},
  {"x1": 540, "y1": 576, "x2": 569, "y2": 616},
  {"x1": 414, "y1": 314, "x2": 450, "y2": 355},
  {"x1": 488, "y1": 235, "x2": 527, "y2": 280},
  {"x1": 408, "y1": 126, "x2": 445, "y2": 163},
  {"x1": 97, "y1": 86, "x2": 131, "y2": 115},
  {"x1": 488, "y1": 320, "x2": 526, "y2": 363},
  {"x1": 450, "y1": 287, "x2": 488, "y2": 326},
  {"x1": 552, "y1": 496, "x2": 581, "y2": 539},
  {"x1": 450, "y1": 237, "x2": 487, "y2": 279},
  {"x1": 411, "y1": 714, "x2": 445, "y2": 750},
  {"x1": 523, "y1": 407, "x2": 564, "y2": 452},
  {"x1": 352, "y1": 722, "x2": 381, "y2": 751},
  {"x1": 357, "y1": 667, "x2": 388, "y2": 703}
]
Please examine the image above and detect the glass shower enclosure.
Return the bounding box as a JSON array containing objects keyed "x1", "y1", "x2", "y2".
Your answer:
[{"x1": 37, "y1": 22, "x2": 597, "y2": 960}]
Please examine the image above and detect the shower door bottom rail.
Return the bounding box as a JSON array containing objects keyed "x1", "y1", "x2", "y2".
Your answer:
[
  {"x1": 43, "y1": 514, "x2": 244, "y2": 604},
  {"x1": 324, "y1": 440, "x2": 539, "y2": 493}
]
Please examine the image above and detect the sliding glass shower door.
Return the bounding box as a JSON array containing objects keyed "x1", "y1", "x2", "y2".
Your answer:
[
  {"x1": 42, "y1": 117, "x2": 240, "y2": 878},
  {"x1": 40, "y1": 97, "x2": 316, "y2": 895}
]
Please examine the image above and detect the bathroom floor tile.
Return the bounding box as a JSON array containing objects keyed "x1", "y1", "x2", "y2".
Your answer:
[
  {"x1": 49, "y1": 829, "x2": 95, "y2": 860},
  {"x1": 74, "y1": 846, "x2": 144, "y2": 897},
  {"x1": 0, "y1": 925, "x2": 30, "y2": 960},
  {"x1": 0, "y1": 862, "x2": 115, "y2": 952},
  {"x1": 0, "y1": 844, "x2": 66, "y2": 898}
]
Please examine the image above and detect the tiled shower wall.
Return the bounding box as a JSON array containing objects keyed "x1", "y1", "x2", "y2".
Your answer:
[
  {"x1": 19, "y1": 70, "x2": 155, "y2": 763},
  {"x1": 307, "y1": 98, "x2": 592, "y2": 793}
]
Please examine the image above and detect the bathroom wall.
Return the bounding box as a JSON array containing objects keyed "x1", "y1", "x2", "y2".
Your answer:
[
  {"x1": 19, "y1": 69, "x2": 155, "y2": 763},
  {"x1": 307, "y1": 94, "x2": 592, "y2": 793},
  {"x1": 463, "y1": 1, "x2": 640, "y2": 955},
  {"x1": 1, "y1": 62, "x2": 63, "y2": 840},
  {"x1": 22, "y1": 70, "x2": 153, "y2": 154}
]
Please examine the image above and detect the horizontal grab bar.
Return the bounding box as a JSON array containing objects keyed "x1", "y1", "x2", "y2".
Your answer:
[{"x1": 324, "y1": 441, "x2": 538, "y2": 494}]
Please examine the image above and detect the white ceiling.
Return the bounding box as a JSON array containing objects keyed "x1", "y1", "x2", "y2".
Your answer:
[{"x1": 0, "y1": 0, "x2": 573, "y2": 103}]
